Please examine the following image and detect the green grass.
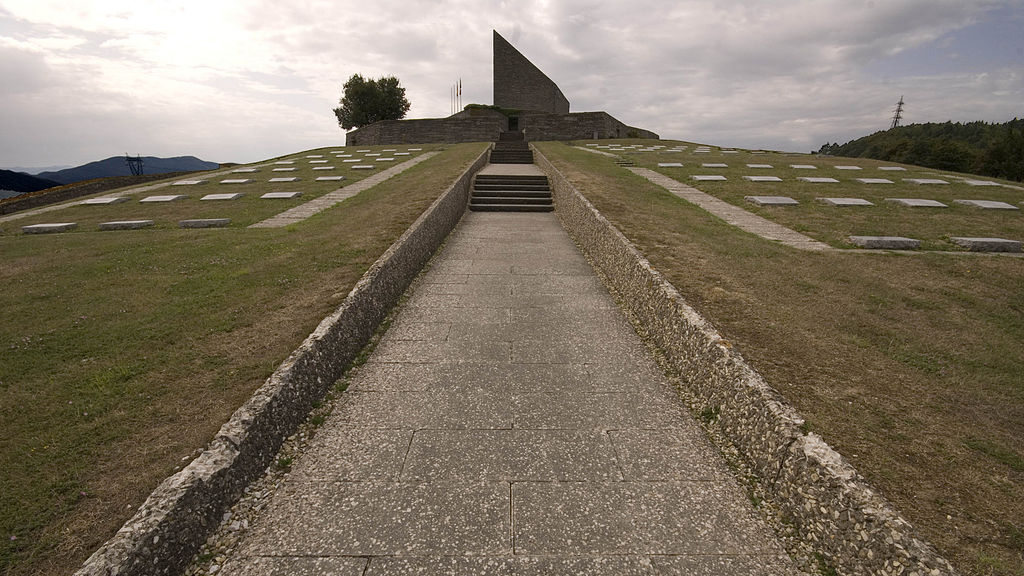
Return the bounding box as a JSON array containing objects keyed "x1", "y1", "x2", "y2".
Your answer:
[
  {"x1": 591, "y1": 141, "x2": 1024, "y2": 251},
  {"x1": 539, "y1": 140, "x2": 1024, "y2": 576},
  {"x1": 0, "y1": 142, "x2": 485, "y2": 576}
]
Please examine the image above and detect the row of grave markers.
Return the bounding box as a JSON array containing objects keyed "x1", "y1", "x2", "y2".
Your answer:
[
  {"x1": 81, "y1": 192, "x2": 307, "y2": 205},
  {"x1": 743, "y1": 195, "x2": 1019, "y2": 210}
]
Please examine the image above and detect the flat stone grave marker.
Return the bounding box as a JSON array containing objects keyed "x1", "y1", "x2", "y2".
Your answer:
[
  {"x1": 799, "y1": 177, "x2": 840, "y2": 183},
  {"x1": 817, "y1": 197, "x2": 874, "y2": 206},
  {"x1": 950, "y1": 237, "x2": 1022, "y2": 252},
  {"x1": 903, "y1": 178, "x2": 949, "y2": 185},
  {"x1": 658, "y1": 162, "x2": 683, "y2": 167},
  {"x1": 272, "y1": 167, "x2": 297, "y2": 172},
  {"x1": 856, "y1": 178, "x2": 894, "y2": 184},
  {"x1": 180, "y1": 218, "x2": 230, "y2": 228},
  {"x1": 99, "y1": 220, "x2": 153, "y2": 231},
  {"x1": 274, "y1": 161, "x2": 295, "y2": 165},
  {"x1": 375, "y1": 157, "x2": 395, "y2": 162},
  {"x1": 219, "y1": 179, "x2": 252, "y2": 185},
  {"x1": 171, "y1": 180, "x2": 207, "y2": 186},
  {"x1": 885, "y1": 198, "x2": 948, "y2": 208},
  {"x1": 744, "y1": 176, "x2": 784, "y2": 182},
  {"x1": 702, "y1": 163, "x2": 728, "y2": 168},
  {"x1": 309, "y1": 160, "x2": 328, "y2": 164},
  {"x1": 692, "y1": 175, "x2": 727, "y2": 181},
  {"x1": 268, "y1": 177, "x2": 300, "y2": 183},
  {"x1": 316, "y1": 176, "x2": 345, "y2": 182},
  {"x1": 791, "y1": 164, "x2": 817, "y2": 169},
  {"x1": 408, "y1": 148, "x2": 422, "y2": 151},
  {"x1": 140, "y1": 195, "x2": 188, "y2": 203},
  {"x1": 383, "y1": 149, "x2": 397, "y2": 152},
  {"x1": 693, "y1": 149, "x2": 711, "y2": 153},
  {"x1": 352, "y1": 165, "x2": 375, "y2": 170},
  {"x1": 306, "y1": 155, "x2": 323, "y2": 158},
  {"x1": 23, "y1": 222, "x2": 77, "y2": 234},
  {"x1": 335, "y1": 154, "x2": 353, "y2": 158},
  {"x1": 747, "y1": 164, "x2": 773, "y2": 168},
  {"x1": 745, "y1": 195, "x2": 798, "y2": 206},
  {"x1": 962, "y1": 180, "x2": 1000, "y2": 186},
  {"x1": 364, "y1": 152, "x2": 381, "y2": 156},
  {"x1": 954, "y1": 199, "x2": 1018, "y2": 210},
  {"x1": 261, "y1": 192, "x2": 303, "y2": 199},
  {"x1": 394, "y1": 152, "x2": 411, "y2": 156},
  {"x1": 585, "y1": 143, "x2": 599, "y2": 146},
  {"x1": 82, "y1": 197, "x2": 128, "y2": 205},
  {"x1": 342, "y1": 159, "x2": 361, "y2": 163},
  {"x1": 878, "y1": 166, "x2": 906, "y2": 171},
  {"x1": 232, "y1": 168, "x2": 258, "y2": 173},
  {"x1": 834, "y1": 165, "x2": 862, "y2": 170},
  {"x1": 201, "y1": 193, "x2": 244, "y2": 201},
  {"x1": 850, "y1": 236, "x2": 920, "y2": 249},
  {"x1": 357, "y1": 149, "x2": 371, "y2": 152},
  {"x1": 722, "y1": 150, "x2": 739, "y2": 154},
  {"x1": 312, "y1": 166, "x2": 335, "y2": 170}
]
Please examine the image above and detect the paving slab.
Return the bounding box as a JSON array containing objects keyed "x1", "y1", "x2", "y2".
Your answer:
[
  {"x1": 81, "y1": 197, "x2": 128, "y2": 205},
  {"x1": 855, "y1": 178, "x2": 894, "y2": 184},
  {"x1": 790, "y1": 164, "x2": 817, "y2": 169},
  {"x1": 745, "y1": 195, "x2": 798, "y2": 205},
  {"x1": 692, "y1": 175, "x2": 727, "y2": 181},
  {"x1": 140, "y1": 194, "x2": 187, "y2": 203},
  {"x1": 885, "y1": 198, "x2": 948, "y2": 208},
  {"x1": 817, "y1": 197, "x2": 874, "y2": 206},
  {"x1": 950, "y1": 237, "x2": 1022, "y2": 252},
  {"x1": 201, "y1": 193, "x2": 244, "y2": 201},
  {"x1": 954, "y1": 199, "x2": 1018, "y2": 210},
  {"x1": 171, "y1": 179, "x2": 207, "y2": 186},
  {"x1": 799, "y1": 177, "x2": 840, "y2": 183},
  {"x1": 903, "y1": 178, "x2": 949, "y2": 185},
  {"x1": 658, "y1": 162, "x2": 683, "y2": 167},
  {"x1": 98, "y1": 219, "x2": 153, "y2": 230},
  {"x1": 213, "y1": 211, "x2": 798, "y2": 575},
  {"x1": 834, "y1": 165, "x2": 862, "y2": 170},
  {"x1": 260, "y1": 192, "x2": 302, "y2": 199},
  {"x1": 22, "y1": 222, "x2": 77, "y2": 234}
]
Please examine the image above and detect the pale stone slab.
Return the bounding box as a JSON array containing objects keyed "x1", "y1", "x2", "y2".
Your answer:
[
  {"x1": 954, "y1": 199, "x2": 1018, "y2": 210},
  {"x1": 701, "y1": 163, "x2": 728, "y2": 168},
  {"x1": 950, "y1": 237, "x2": 1022, "y2": 252},
  {"x1": 312, "y1": 166, "x2": 335, "y2": 170},
  {"x1": 885, "y1": 198, "x2": 948, "y2": 208},
  {"x1": 834, "y1": 165, "x2": 862, "y2": 170},
  {"x1": 855, "y1": 178, "x2": 894, "y2": 184},
  {"x1": 691, "y1": 175, "x2": 727, "y2": 181},
  {"x1": 394, "y1": 152, "x2": 411, "y2": 156},
  {"x1": 274, "y1": 160, "x2": 295, "y2": 164},
  {"x1": 790, "y1": 164, "x2": 817, "y2": 169},
  {"x1": 309, "y1": 160, "x2": 328, "y2": 164},
  {"x1": 356, "y1": 149, "x2": 371, "y2": 152},
  {"x1": 232, "y1": 168, "x2": 258, "y2": 173},
  {"x1": 878, "y1": 166, "x2": 906, "y2": 171},
  {"x1": 849, "y1": 236, "x2": 920, "y2": 249},
  {"x1": 179, "y1": 218, "x2": 231, "y2": 228},
  {"x1": 963, "y1": 179, "x2": 999, "y2": 186},
  {"x1": 657, "y1": 163, "x2": 683, "y2": 167},
  {"x1": 316, "y1": 176, "x2": 345, "y2": 182},
  {"x1": 693, "y1": 150, "x2": 710, "y2": 153},
  {"x1": 903, "y1": 178, "x2": 949, "y2": 185},
  {"x1": 140, "y1": 194, "x2": 188, "y2": 202},
  {"x1": 375, "y1": 157, "x2": 395, "y2": 162},
  {"x1": 798, "y1": 177, "x2": 840, "y2": 183},
  {"x1": 201, "y1": 193, "x2": 244, "y2": 201},
  {"x1": 220, "y1": 557, "x2": 366, "y2": 576},
  {"x1": 272, "y1": 167, "x2": 297, "y2": 172},
  {"x1": 817, "y1": 197, "x2": 874, "y2": 206},
  {"x1": 335, "y1": 154, "x2": 353, "y2": 158},
  {"x1": 261, "y1": 192, "x2": 303, "y2": 199},
  {"x1": 743, "y1": 176, "x2": 783, "y2": 182},
  {"x1": 745, "y1": 195, "x2": 798, "y2": 205},
  {"x1": 408, "y1": 148, "x2": 422, "y2": 151},
  {"x1": 268, "y1": 177, "x2": 300, "y2": 183},
  {"x1": 23, "y1": 222, "x2": 77, "y2": 234},
  {"x1": 342, "y1": 159, "x2": 361, "y2": 163},
  {"x1": 383, "y1": 149, "x2": 397, "y2": 152},
  {"x1": 220, "y1": 179, "x2": 252, "y2": 184},
  {"x1": 82, "y1": 197, "x2": 128, "y2": 205},
  {"x1": 306, "y1": 155, "x2": 323, "y2": 158},
  {"x1": 171, "y1": 179, "x2": 207, "y2": 186},
  {"x1": 364, "y1": 153, "x2": 381, "y2": 157},
  {"x1": 352, "y1": 165, "x2": 375, "y2": 170},
  {"x1": 746, "y1": 164, "x2": 773, "y2": 168},
  {"x1": 99, "y1": 219, "x2": 153, "y2": 230}
]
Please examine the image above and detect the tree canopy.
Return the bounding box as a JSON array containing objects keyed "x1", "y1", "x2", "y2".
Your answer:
[{"x1": 333, "y1": 74, "x2": 411, "y2": 130}]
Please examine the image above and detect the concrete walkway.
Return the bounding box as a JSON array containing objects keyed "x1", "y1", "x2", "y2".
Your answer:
[
  {"x1": 217, "y1": 209, "x2": 800, "y2": 575},
  {"x1": 629, "y1": 168, "x2": 832, "y2": 252}
]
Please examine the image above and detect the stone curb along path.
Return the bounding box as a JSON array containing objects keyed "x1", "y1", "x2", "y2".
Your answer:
[
  {"x1": 534, "y1": 146, "x2": 958, "y2": 576},
  {"x1": 73, "y1": 147, "x2": 490, "y2": 576}
]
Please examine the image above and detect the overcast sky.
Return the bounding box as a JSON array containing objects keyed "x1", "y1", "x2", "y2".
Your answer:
[{"x1": 2, "y1": 0, "x2": 1022, "y2": 169}]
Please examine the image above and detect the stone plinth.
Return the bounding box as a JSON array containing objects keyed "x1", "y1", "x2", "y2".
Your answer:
[
  {"x1": 849, "y1": 236, "x2": 920, "y2": 250},
  {"x1": 99, "y1": 220, "x2": 154, "y2": 230},
  {"x1": 950, "y1": 237, "x2": 1022, "y2": 252},
  {"x1": 23, "y1": 222, "x2": 77, "y2": 234}
]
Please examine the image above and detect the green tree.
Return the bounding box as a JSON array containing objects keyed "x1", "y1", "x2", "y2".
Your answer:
[{"x1": 333, "y1": 74, "x2": 411, "y2": 130}]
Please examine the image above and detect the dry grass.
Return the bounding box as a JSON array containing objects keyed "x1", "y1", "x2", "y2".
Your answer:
[
  {"x1": 538, "y1": 140, "x2": 1023, "y2": 576},
  {"x1": 0, "y1": 142, "x2": 486, "y2": 576}
]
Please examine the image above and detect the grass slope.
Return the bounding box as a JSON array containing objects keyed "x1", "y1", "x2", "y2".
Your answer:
[
  {"x1": 0, "y1": 142, "x2": 486, "y2": 576},
  {"x1": 538, "y1": 141, "x2": 1023, "y2": 576}
]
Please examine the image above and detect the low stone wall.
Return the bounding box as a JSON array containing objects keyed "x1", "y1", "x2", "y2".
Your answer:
[
  {"x1": 534, "y1": 146, "x2": 958, "y2": 576},
  {"x1": 74, "y1": 147, "x2": 491, "y2": 576},
  {"x1": 520, "y1": 111, "x2": 659, "y2": 141},
  {"x1": 346, "y1": 116, "x2": 504, "y2": 146}
]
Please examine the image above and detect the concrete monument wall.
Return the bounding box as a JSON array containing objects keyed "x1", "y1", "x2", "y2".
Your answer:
[{"x1": 493, "y1": 30, "x2": 570, "y2": 114}]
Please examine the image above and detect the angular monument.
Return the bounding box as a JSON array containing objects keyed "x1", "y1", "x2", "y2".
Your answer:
[{"x1": 492, "y1": 30, "x2": 569, "y2": 115}]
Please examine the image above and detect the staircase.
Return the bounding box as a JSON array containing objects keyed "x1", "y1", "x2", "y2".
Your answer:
[
  {"x1": 489, "y1": 131, "x2": 534, "y2": 164},
  {"x1": 469, "y1": 173, "x2": 553, "y2": 212}
]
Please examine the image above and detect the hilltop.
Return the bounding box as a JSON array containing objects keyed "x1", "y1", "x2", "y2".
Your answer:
[
  {"x1": 818, "y1": 119, "x2": 1024, "y2": 181},
  {"x1": 0, "y1": 169, "x2": 61, "y2": 198},
  {"x1": 38, "y1": 155, "x2": 219, "y2": 185}
]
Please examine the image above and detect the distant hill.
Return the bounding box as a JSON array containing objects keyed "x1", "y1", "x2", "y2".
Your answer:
[
  {"x1": 818, "y1": 119, "x2": 1024, "y2": 182},
  {"x1": 38, "y1": 156, "x2": 219, "y2": 185},
  {"x1": 0, "y1": 169, "x2": 61, "y2": 197}
]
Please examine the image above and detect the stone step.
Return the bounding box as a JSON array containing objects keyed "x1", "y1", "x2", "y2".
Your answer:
[
  {"x1": 470, "y1": 195, "x2": 552, "y2": 205},
  {"x1": 488, "y1": 158, "x2": 535, "y2": 165},
  {"x1": 469, "y1": 202, "x2": 553, "y2": 212},
  {"x1": 472, "y1": 190, "x2": 552, "y2": 198},
  {"x1": 475, "y1": 174, "x2": 548, "y2": 182},
  {"x1": 474, "y1": 183, "x2": 550, "y2": 191}
]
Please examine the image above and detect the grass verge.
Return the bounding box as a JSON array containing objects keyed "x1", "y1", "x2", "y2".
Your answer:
[
  {"x1": 0, "y1": 142, "x2": 486, "y2": 576},
  {"x1": 538, "y1": 140, "x2": 1023, "y2": 576}
]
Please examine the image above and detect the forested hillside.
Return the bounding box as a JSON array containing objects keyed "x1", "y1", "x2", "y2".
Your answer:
[{"x1": 818, "y1": 119, "x2": 1024, "y2": 181}]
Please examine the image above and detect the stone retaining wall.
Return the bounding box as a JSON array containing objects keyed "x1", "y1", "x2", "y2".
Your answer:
[
  {"x1": 534, "y1": 146, "x2": 958, "y2": 576},
  {"x1": 74, "y1": 147, "x2": 491, "y2": 576}
]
